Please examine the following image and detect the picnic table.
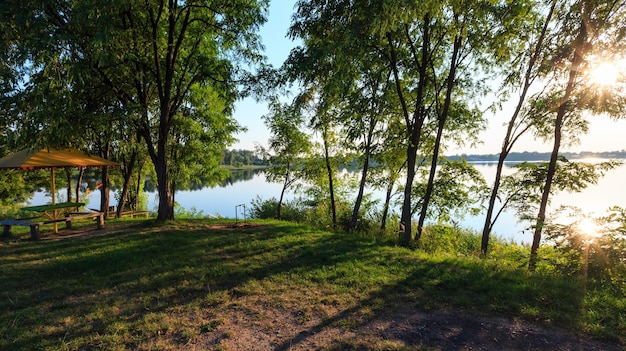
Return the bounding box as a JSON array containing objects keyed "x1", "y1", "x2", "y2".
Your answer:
[
  {"x1": 0, "y1": 202, "x2": 104, "y2": 240},
  {"x1": 21, "y1": 202, "x2": 85, "y2": 220}
]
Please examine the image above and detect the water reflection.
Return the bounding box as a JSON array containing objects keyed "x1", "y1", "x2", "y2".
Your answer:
[
  {"x1": 143, "y1": 168, "x2": 265, "y2": 192},
  {"x1": 220, "y1": 168, "x2": 265, "y2": 187}
]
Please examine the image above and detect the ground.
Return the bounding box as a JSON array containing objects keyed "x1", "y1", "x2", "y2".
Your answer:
[
  {"x1": 189, "y1": 294, "x2": 623, "y2": 351},
  {"x1": 9, "y1": 223, "x2": 623, "y2": 351}
]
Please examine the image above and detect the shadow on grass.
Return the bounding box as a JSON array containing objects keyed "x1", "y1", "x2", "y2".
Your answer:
[
  {"x1": 0, "y1": 220, "x2": 366, "y2": 349},
  {"x1": 0, "y1": 220, "x2": 620, "y2": 350},
  {"x1": 273, "y1": 256, "x2": 603, "y2": 351}
]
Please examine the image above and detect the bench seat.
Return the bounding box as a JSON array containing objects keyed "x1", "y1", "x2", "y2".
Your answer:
[
  {"x1": 0, "y1": 218, "x2": 64, "y2": 240},
  {"x1": 1, "y1": 211, "x2": 104, "y2": 240}
]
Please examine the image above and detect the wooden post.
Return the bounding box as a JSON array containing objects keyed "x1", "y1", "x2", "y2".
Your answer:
[
  {"x1": 51, "y1": 168, "x2": 58, "y2": 233},
  {"x1": 29, "y1": 224, "x2": 40, "y2": 240}
]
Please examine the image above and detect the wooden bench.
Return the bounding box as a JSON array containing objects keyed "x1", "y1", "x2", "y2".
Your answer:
[
  {"x1": 118, "y1": 210, "x2": 149, "y2": 218},
  {"x1": 0, "y1": 211, "x2": 105, "y2": 240},
  {"x1": 65, "y1": 212, "x2": 105, "y2": 230},
  {"x1": 95, "y1": 207, "x2": 149, "y2": 219},
  {"x1": 1, "y1": 218, "x2": 67, "y2": 240}
]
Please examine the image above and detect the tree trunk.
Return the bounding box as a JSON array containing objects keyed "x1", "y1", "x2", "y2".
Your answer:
[
  {"x1": 380, "y1": 174, "x2": 396, "y2": 234},
  {"x1": 66, "y1": 169, "x2": 72, "y2": 203},
  {"x1": 401, "y1": 143, "x2": 418, "y2": 244},
  {"x1": 348, "y1": 125, "x2": 374, "y2": 231},
  {"x1": 481, "y1": 150, "x2": 508, "y2": 251},
  {"x1": 277, "y1": 167, "x2": 290, "y2": 220},
  {"x1": 116, "y1": 150, "x2": 138, "y2": 218},
  {"x1": 135, "y1": 160, "x2": 144, "y2": 210},
  {"x1": 348, "y1": 155, "x2": 369, "y2": 231},
  {"x1": 322, "y1": 131, "x2": 337, "y2": 230},
  {"x1": 75, "y1": 168, "x2": 84, "y2": 203},
  {"x1": 481, "y1": 1, "x2": 555, "y2": 255},
  {"x1": 529, "y1": 8, "x2": 588, "y2": 271},
  {"x1": 417, "y1": 33, "x2": 461, "y2": 240},
  {"x1": 139, "y1": 110, "x2": 174, "y2": 221},
  {"x1": 100, "y1": 166, "x2": 111, "y2": 217},
  {"x1": 99, "y1": 141, "x2": 112, "y2": 218},
  {"x1": 387, "y1": 18, "x2": 431, "y2": 246}
]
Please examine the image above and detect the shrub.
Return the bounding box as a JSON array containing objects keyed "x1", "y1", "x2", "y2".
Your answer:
[{"x1": 249, "y1": 196, "x2": 307, "y2": 222}]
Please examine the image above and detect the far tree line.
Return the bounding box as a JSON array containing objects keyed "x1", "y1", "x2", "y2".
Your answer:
[{"x1": 221, "y1": 149, "x2": 265, "y2": 167}]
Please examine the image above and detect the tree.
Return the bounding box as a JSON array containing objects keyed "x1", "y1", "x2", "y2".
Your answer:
[
  {"x1": 499, "y1": 158, "x2": 621, "y2": 240},
  {"x1": 260, "y1": 100, "x2": 311, "y2": 220},
  {"x1": 411, "y1": 158, "x2": 488, "y2": 225},
  {"x1": 1, "y1": 0, "x2": 268, "y2": 220},
  {"x1": 169, "y1": 83, "x2": 239, "y2": 198},
  {"x1": 91, "y1": 0, "x2": 267, "y2": 220},
  {"x1": 528, "y1": 0, "x2": 626, "y2": 271},
  {"x1": 480, "y1": 0, "x2": 557, "y2": 255}
]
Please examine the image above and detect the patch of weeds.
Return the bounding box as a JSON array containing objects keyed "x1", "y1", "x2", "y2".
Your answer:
[
  {"x1": 200, "y1": 319, "x2": 223, "y2": 333},
  {"x1": 330, "y1": 316, "x2": 361, "y2": 331},
  {"x1": 294, "y1": 308, "x2": 312, "y2": 324},
  {"x1": 204, "y1": 290, "x2": 229, "y2": 307}
]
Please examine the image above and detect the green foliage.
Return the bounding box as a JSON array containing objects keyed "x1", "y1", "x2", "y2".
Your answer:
[
  {"x1": 260, "y1": 100, "x2": 312, "y2": 188},
  {"x1": 174, "y1": 204, "x2": 206, "y2": 219},
  {"x1": 501, "y1": 158, "x2": 622, "y2": 225},
  {"x1": 0, "y1": 170, "x2": 44, "y2": 208},
  {"x1": 411, "y1": 158, "x2": 489, "y2": 222},
  {"x1": 1, "y1": 0, "x2": 269, "y2": 220},
  {"x1": 249, "y1": 196, "x2": 307, "y2": 222},
  {"x1": 543, "y1": 206, "x2": 626, "y2": 291},
  {"x1": 417, "y1": 224, "x2": 482, "y2": 255},
  {"x1": 221, "y1": 149, "x2": 264, "y2": 167}
]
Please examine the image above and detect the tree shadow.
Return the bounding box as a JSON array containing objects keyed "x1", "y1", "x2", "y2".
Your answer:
[
  {"x1": 0, "y1": 221, "x2": 368, "y2": 349},
  {"x1": 272, "y1": 257, "x2": 598, "y2": 351}
]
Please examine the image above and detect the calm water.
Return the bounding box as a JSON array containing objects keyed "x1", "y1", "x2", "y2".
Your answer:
[{"x1": 32, "y1": 161, "x2": 626, "y2": 243}]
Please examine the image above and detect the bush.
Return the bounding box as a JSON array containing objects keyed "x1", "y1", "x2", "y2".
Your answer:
[
  {"x1": 249, "y1": 196, "x2": 307, "y2": 222},
  {"x1": 174, "y1": 203, "x2": 205, "y2": 219},
  {"x1": 417, "y1": 224, "x2": 482, "y2": 255}
]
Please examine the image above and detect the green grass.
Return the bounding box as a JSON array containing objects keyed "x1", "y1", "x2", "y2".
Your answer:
[{"x1": 0, "y1": 219, "x2": 623, "y2": 350}]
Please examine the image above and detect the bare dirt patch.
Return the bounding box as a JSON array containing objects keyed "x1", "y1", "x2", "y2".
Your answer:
[{"x1": 192, "y1": 295, "x2": 623, "y2": 351}]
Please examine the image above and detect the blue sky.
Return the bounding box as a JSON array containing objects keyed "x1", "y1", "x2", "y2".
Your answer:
[
  {"x1": 231, "y1": 0, "x2": 626, "y2": 155},
  {"x1": 231, "y1": 0, "x2": 297, "y2": 152}
]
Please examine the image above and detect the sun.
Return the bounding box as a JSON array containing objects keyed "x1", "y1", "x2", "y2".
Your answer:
[
  {"x1": 588, "y1": 61, "x2": 619, "y2": 87},
  {"x1": 576, "y1": 217, "x2": 601, "y2": 239}
]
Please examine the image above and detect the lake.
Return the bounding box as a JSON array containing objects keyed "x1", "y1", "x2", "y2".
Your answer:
[{"x1": 32, "y1": 161, "x2": 626, "y2": 244}]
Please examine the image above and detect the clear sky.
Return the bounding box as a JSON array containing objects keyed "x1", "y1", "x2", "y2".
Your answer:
[
  {"x1": 231, "y1": 0, "x2": 626, "y2": 155},
  {"x1": 230, "y1": 0, "x2": 297, "y2": 152}
]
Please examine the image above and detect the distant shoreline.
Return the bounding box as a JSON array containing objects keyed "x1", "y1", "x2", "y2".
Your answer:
[{"x1": 447, "y1": 150, "x2": 626, "y2": 162}]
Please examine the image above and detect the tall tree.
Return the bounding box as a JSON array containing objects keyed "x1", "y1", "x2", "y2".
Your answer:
[
  {"x1": 415, "y1": 1, "x2": 534, "y2": 241},
  {"x1": 481, "y1": 0, "x2": 557, "y2": 255},
  {"x1": 91, "y1": 0, "x2": 267, "y2": 220},
  {"x1": 261, "y1": 100, "x2": 311, "y2": 220},
  {"x1": 341, "y1": 54, "x2": 393, "y2": 231},
  {"x1": 528, "y1": 0, "x2": 626, "y2": 270},
  {"x1": 2, "y1": 0, "x2": 268, "y2": 220}
]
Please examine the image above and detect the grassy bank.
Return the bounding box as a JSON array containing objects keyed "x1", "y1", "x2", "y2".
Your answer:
[{"x1": 0, "y1": 219, "x2": 623, "y2": 350}]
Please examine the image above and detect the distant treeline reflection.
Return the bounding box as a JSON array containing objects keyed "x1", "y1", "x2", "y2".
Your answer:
[
  {"x1": 144, "y1": 168, "x2": 264, "y2": 192},
  {"x1": 219, "y1": 168, "x2": 264, "y2": 187}
]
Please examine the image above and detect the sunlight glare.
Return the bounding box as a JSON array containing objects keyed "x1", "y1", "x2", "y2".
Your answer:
[
  {"x1": 576, "y1": 217, "x2": 601, "y2": 239},
  {"x1": 588, "y1": 61, "x2": 618, "y2": 86}
]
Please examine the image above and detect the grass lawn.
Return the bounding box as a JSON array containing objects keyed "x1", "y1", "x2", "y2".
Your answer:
[{"x1": 0, "y1": 219, "x2": 623, "y2": 350}]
